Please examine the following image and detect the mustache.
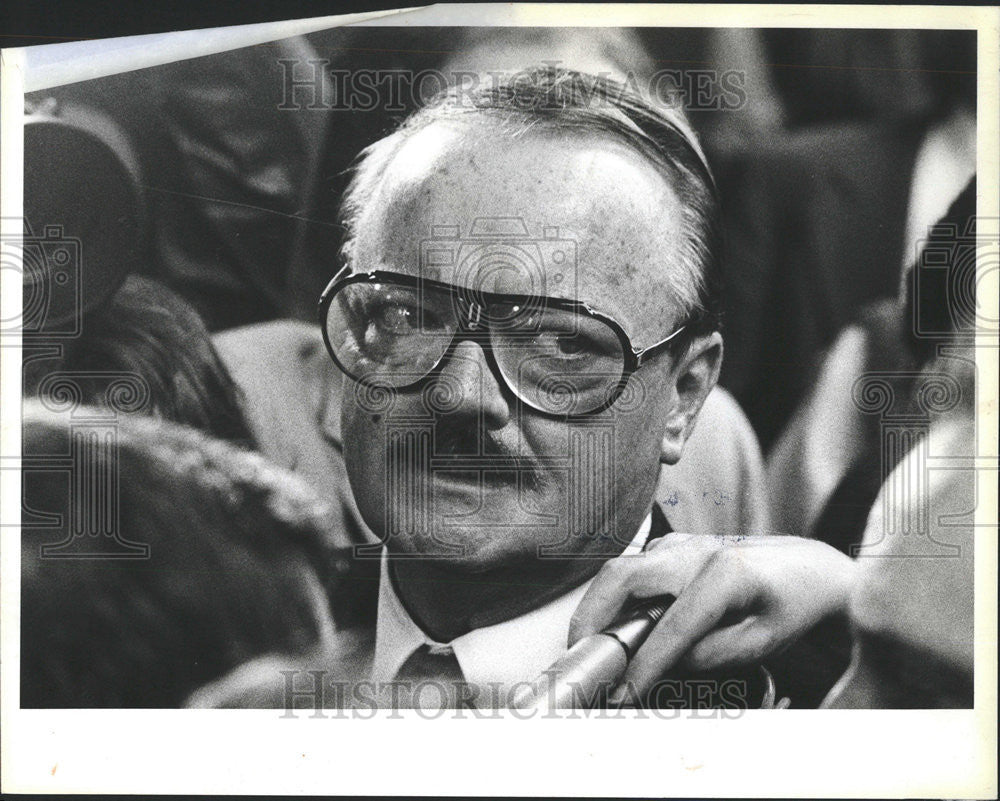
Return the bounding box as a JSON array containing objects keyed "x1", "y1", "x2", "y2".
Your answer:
[{"x1": 384, "y1": 417, "x2": 548, "y2": 492}]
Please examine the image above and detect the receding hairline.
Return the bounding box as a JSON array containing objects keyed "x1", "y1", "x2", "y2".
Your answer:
[
  {"x1": 388, "y1": 105, "x2": 691, "y2": 177},
  {"x1": 349, "y1": 111, "x2": 690, "y2": 239}
]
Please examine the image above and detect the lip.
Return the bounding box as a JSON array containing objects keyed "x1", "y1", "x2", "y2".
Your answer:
[
  {"x1": 385, "y1": 447, "x2": 546, "y2": 494},
  {"x1": 430, "y1": 448, "x2": 539, "y2": 473},
  {"x1": 426, "y1": 465, "x2": 532, "y2": 493}
]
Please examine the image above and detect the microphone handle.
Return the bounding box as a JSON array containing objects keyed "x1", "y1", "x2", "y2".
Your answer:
[{"x1": 508, "y1": 596, "x2": 674, "y2": 711}]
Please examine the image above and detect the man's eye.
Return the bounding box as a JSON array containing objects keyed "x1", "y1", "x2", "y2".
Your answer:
[
  {"x1": 537, "y1": 331, "x2": 592, "y2": 358},
  {"x1": 372, "y1": 303, "x2": 420, "y2": 334},
  {"x1": 555, "y1": 335, "x2": 586, "y2": 356}
]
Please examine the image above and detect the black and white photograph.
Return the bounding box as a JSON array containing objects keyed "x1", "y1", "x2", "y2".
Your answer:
[{"x1": 1, "y1": 3, "x2": 997, "y2": 797}]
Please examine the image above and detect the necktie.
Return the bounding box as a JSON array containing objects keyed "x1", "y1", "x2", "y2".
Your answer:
[{"x1": 391, "y1": 644, "x2": 469, "y2": 709}]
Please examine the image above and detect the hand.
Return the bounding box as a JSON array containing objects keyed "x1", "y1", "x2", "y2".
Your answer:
[{"x1": 568, "y1": 533, "x2": 857, "y2": 702}]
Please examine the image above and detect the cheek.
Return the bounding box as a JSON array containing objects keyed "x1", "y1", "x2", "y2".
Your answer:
[
  {"x1": 613, "y1": 378, "x2": 674, "y2": 461},
  {"x1": 611, "y1": 414, "x2": 667, "y2": 500},
  {"x1": 619, "y1": 409, "x2": 668, "y2": 452},
  {"x1": 609, "y1": 385, "x2": 675, "y2": 497},
  {"x1": 341, "y1": 403, "x2": 387, "y2": 488}
]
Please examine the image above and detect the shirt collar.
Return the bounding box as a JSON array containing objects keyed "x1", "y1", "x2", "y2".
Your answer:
[{"x1": 372, "y1": 513, "x2": 653, "y2": 698}]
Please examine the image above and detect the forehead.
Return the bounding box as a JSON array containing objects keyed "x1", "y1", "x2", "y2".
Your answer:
[{"x1": 352, "y1": 117, "x2": 689, "y2": 336}]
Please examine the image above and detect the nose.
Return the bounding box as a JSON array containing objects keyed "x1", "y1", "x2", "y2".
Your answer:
[{"x1": 433, "y1": 340, "x2": 511, "y2": 430}]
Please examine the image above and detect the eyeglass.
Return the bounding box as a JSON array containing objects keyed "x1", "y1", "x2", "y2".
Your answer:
[{"x1": 318, "y1": 269, "x2": 687, "y2": 417}]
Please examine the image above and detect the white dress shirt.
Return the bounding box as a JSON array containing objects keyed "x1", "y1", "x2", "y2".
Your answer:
[{"x1": 372, "y1": 513, "x2": 652, "y2": 703}]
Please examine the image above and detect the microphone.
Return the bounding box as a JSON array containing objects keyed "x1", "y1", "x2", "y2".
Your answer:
[{"x1": 508, "y1": 596, "x2": 674, "y2": 710}]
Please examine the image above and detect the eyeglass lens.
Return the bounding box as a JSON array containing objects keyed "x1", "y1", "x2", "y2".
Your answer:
[{"x1": 325, "y1": 279, "x2": 627, "y2": 415}]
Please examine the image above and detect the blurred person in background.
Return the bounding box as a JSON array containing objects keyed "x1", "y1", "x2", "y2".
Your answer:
[
  {"x1": 24, "y1": 275, "x2": 254, "y2": 446},
  {"x1": 23, "y1": 91, "x2": 254, "y2": 445},
  {"x1": 20, "y1": 407, "x2": 348, "y2": 708},
  {"x1": 30, "y1": 35, "x2": 333, "y2": 331},
  {"x1": 716, "y1": 29, "x2": 976, "y2": 449},
  {"x1": 769, "y1": 178, "x2": 978, "y2": 555},
  {"x1": 821, "y1": 346, "x2": 976, "y2": 708}
]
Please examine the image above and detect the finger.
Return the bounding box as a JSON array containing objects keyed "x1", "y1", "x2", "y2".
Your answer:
[
  {"x1": 645, "y1": 531, "x2": 699, "y2": 550},
  {"x1": 645, "y1": 531, "x2": 723, "y2": 554},
  {"x1": 568, "y1": 546, "x2": 703, "y2": 645},
  {"x1": 610, "y1": 551, "x2": 754, "y2": 701},
  {"x1": 684, "y1": 618, "x2": 775, "y2": 673},
  {"x1": 568, "y1": 558, "x2": 647, "y2": 645},
  {"x1": 569, "y1": 535, "x2": 729, "y2": 645}
]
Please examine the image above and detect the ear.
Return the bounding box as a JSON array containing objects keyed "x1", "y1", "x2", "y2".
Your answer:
[{"x1": 659, "y1": 332, "x2": 723, "y2": 465}]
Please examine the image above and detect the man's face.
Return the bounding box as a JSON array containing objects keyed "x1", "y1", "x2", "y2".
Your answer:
[{"x1": 340, "y1": 118, "x2": 700, "y2": 583}]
